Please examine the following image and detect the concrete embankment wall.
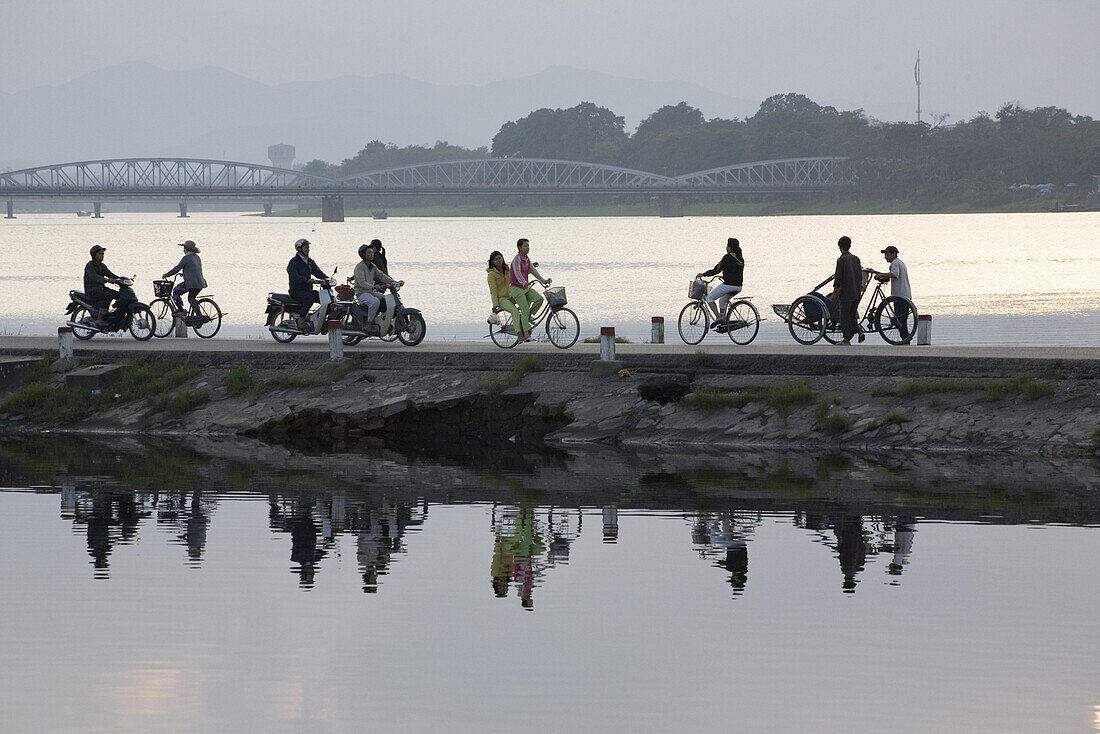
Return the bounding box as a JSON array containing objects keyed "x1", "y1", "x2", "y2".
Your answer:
[{"x1": 1, "y1": 346, "x2": 1098, "y2": 458}]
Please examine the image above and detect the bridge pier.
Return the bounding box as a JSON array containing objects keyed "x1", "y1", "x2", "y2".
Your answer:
[
  {"x1": 658, "y1": 195, "x2": 684, "y2": 217},
  {"x1": 5, "y1": 200, "x2": 13, "y2": 219},
  {"x1": 93, "y1": 202, "x2": 102, "y2": 218},
  {"x1": 178, "y1": 202, "x2": 189, "y2": 218},
  {"x1": 264, "y1": 203, "x2": 273, "y2": 216},
  {"x1": 321, "y1": 195, "x2": 344, "y2": 222}
]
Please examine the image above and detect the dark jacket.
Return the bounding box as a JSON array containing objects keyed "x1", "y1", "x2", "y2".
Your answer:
[
  {"x1": 164, "y1": 253, "x2": 207, "y2": 290},
  {"x1": 287, "y1": 254, "x2": 327, "y2": 291},
  {"x1": 834, "y1": 251, "x2": 863, "y2": 301},
  {"x1": 372, "y1": 249, "x2": 388, "y2": 275},
  {"x1": 84, "y1": 260, "x2": 119, "y2": 294},
  {"x1": 702, "y1": 251, "x2": 744, "y2": 286}
]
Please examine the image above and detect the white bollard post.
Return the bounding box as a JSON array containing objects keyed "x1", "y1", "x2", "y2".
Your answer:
[
  {"x1": 174, "y1": 314, "x2": 188, "y2": 337},
  {"x1": 600, "y1": 326, "x2": 616, "y2": 361},
  {"x1": 328, "y1": 319, "x2": 344, "y2": 360},
  {"x1": 651, "y1": 316, "x2": 665, "y2": 344},
  {"x1": 58, "y1": 326, "x2": 74, "y2": 359},
  {"x1": 916, "y1": 314, "x2": 933, "y2": 345}
]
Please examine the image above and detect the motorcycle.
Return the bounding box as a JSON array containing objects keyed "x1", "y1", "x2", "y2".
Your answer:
[
  {"x1": 331, "y1": 279, "x2": 426, "y2": 347},
  {"x1": 65, "y1": 276, "x2": 157, "y2": 341},
  {"x1": 264, "y1": 268, "x2": 341, "y2": 343}
]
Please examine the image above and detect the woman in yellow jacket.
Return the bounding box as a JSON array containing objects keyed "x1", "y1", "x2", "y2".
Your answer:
[{"x1": 487, "y1": 250, "x2": 526, "y2": 340}]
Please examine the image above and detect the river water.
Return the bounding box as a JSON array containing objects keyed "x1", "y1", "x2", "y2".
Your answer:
[
  {"x1": 1, "y1": 211, "x2": 1098, "y2": 344},
  {"x1": 0, "y1": 437, "x2": 1098, "y2": 733}
]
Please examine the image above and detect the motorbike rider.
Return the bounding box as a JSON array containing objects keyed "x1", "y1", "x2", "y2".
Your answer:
[
  {"x1": 353, "y1": 241, "x2": 403, "y2": 334},
  {"x1": 83, "y1": 245, "x2": 122, "y2": 326},
  {"x1": 287, "y1": 238, "x2": 330, "y2": 331}
]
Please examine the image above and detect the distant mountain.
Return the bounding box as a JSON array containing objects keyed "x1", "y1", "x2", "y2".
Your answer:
[{"x1": 0, "y1": 63, "x2": 760, "y2": 170}]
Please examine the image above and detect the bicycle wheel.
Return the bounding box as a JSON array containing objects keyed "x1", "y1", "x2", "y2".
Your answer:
[
  {"x1": 787, "y1": 295, "x2": 825, "y2": 345},
  {"x1": 489, "y1": 312, "x2": 519, "y2": 349},
  {"x1": 545, "y1": 307, "x2": 579, "y2": 349},
  {"x1": 678, "y1": 301, "x2": 709, "y2": 345},
  {"x1": 192, "y1": 298, "x2": 222, "y2": 338},
  {"x1": 724, "y1": 300, "x2": 760, "y2": 345},
  {"x1": 128, "y1": 305, "x2": 156, "y2": 341},
  {"x1": 150, "y1": 298, "x2": 175, "y2": 338},
  {"x1": 396, "y1": 312, "x2": 426, "y2": 346},
  {"x1": 875, "y1": 296, "x2": 918, "y2": 345},
  {"x1": 70, "y1": 307, "x2": 96, "y2": 340}
]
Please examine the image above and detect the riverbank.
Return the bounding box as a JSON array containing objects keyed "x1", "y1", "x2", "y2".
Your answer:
[
  {"x1": 1, "y1": 346, "x2": 1097, "y2": 458},
  {"x1": 271, "y1": 194, "x2": 1098, "y2": 219}
]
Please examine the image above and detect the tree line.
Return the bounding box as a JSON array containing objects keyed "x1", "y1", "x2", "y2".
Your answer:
[{"x1": 302, "y1": 94, "x2": 1100, "y2": 210}]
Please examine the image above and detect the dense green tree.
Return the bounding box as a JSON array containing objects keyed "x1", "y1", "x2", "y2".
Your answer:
[{"x1": 491, "y1": 102, "x2": 627, "y2": 160}]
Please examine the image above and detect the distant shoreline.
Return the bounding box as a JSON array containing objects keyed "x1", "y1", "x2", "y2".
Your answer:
[{"x1": 263, "y1": 197, "x2": 1099, "y2": 218}]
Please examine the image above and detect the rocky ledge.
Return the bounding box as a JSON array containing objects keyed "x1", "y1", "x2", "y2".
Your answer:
[{"x1": 0, "y1": 351, "x2": 1097, "y2": 458}]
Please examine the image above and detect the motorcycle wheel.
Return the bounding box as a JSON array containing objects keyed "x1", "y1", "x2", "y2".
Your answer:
[
  {"x1": 70, "y1": 307, "x2": 97, "y2": 340},
  {"x1": 396, "y1": 313, "x2": 426, "y2": 346},
  {"x1": 128, "y1": 305, "x2": 156, "y2": 341},
  {"x1": 270, "y1": 319, "x2": 297, "y2": 343},
  {"x1": 340, "y1": 312, "x2": 363, "y2": 345}
]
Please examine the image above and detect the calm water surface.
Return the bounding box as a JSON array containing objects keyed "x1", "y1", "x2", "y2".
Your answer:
[
  {"x1": 1, "y1": 212, "x2": 1098, "y2": 343},
  {"x1": 1, "y1": 438, "x2": 1097, "y2": 733}
]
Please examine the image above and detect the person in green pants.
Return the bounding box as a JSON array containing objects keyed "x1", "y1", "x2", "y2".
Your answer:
[
  {"x1": 508, "y1": 238, "x2": 549, "y2": 343},
  {"x1": 486, "y1": 250, "x2": 523, "y2": 334}
]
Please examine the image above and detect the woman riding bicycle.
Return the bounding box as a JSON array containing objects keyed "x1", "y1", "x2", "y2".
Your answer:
[
  {"x1": 162, "y1": 240, "x2": 207, "y2": 317},
  {"x1": 696, "y1": 237, "x2": 744, "y2": 326},
  {"x1": 487, "y1": 250, "x2": 523, "y2": 336}
]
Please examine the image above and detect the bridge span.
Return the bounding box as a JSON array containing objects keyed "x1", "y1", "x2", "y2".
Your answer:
[{"x1": 1, "y1": 156, "x2": 854, "y2": 219}]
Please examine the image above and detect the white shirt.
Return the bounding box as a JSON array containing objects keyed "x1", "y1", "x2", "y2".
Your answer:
[{"x1": 889, "y1": 258, "x2": 912, "y2": 300}]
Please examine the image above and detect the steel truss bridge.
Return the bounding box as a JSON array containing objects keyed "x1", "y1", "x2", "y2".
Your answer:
[{"x1": 1, "y1": 156, "x2": 854, "y2": 218}]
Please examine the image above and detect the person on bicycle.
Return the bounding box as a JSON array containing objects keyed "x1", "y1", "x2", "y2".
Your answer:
[
  {"x1": 162, "y1": 240, "x2": 207, "y2": 318},
  {"x1": 353, "y1": 241, "x2": 402, "y2": 334},
  {"x1": 696, "y1": 237, "x2": 744, "y2": 327},
  {"x1": 287, "y1": 238, "x2": 330, "y2": 330},
  {"x1": 83, "y1": 244, "x2": 121, "y2": 326},
  {"x1": 486, "y1": 250, "x2": 523, "y2": 334},
  {"x1": 509, "y1": 238, "x2": 549, "y2": 343}
]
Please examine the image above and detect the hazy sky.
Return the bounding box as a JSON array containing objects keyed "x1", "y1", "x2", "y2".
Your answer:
[{"x1": 2, "y1": 0, "x2": 1098, "y2": 119}]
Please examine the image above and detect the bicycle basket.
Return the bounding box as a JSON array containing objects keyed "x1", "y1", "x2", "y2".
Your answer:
[
  {"x1": 546, "y1": 286, "x2": 567, "y2": 309},
  {"x1": 153, "y1": 279, "x2": 173, "y2": 298},
  {"x1": 335, "y1": 284, "x2": 354, "y2": 301},
  {"x1": 689, "y1": 279, "x2": 707, "y2": 300}
]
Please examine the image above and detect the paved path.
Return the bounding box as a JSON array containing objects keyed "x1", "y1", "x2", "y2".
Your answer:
[{"x1": 2, "y1": 335, "x2": 1098, "y2": 361}]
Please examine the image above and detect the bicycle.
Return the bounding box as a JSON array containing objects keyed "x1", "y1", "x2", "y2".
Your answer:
[
  {"x1": 677, "y1": 276, "x2": 761, "y2": 346},
  {"x1": 487, "y1": 281, "x2": 580, "y2": 349},
  {"x1": 150, "y1": 277, "x2": 223, "y2": 338},
  {"x1": 774, "y1": 270, "x2": 917, "y2": 345}
]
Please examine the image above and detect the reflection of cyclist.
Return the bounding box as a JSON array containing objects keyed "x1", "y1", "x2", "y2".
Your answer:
[
  {"x1": 162, "y1": 240, "x2": 207, "y2": 316},
  {"x1": 696, "y1": 237, "x2": 744, "y2": 325},
  {"x1": 487, "y1": 250, "x2": 523, "y2": 334},
  {"x1": 509, "y1": 238, "x2": 549, "y2": 343}
]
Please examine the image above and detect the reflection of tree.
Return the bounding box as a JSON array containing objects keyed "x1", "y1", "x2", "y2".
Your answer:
[{"x1": 689, "y1": 511, "x2": 762, "y2": 596}]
